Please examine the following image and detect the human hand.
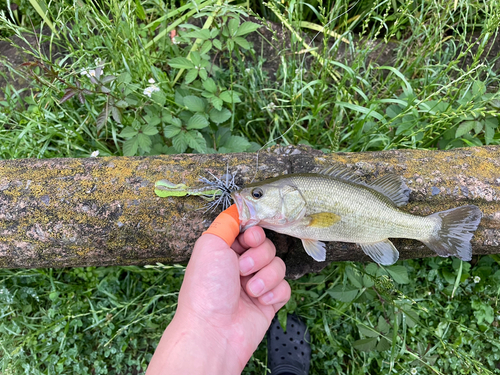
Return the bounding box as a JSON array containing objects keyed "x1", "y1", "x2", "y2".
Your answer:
[{"x1": 147, "y1": 205, "x2": 291, "y2": 375}]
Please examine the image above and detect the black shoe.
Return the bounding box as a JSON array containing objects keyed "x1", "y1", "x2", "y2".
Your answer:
[{"x1": 267, "y1": 314, "x2": 311, "y2": 375}]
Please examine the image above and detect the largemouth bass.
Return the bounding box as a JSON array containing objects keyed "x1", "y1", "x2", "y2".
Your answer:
[{"x1": 231, "y1": 167, "x2": 482, "y2": 265}]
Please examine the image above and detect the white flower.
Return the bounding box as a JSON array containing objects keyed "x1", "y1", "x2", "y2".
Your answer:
[
  {"x1": 265, "y1": 102, "x2": 277, "y2": 112},
  {"x1": 148, "y1": 78, "x2": 155, "y2": 84},
  {"x1": 410, "y1": 368, "x2": 417, "y2": 375},
  {"x1": 172, "y1": 37, "x2": 180, "y2": 45},
  {"x1": 474, "y1": 276, "x2": 481, "y2": 283},
  {"x1": 245, "y1": 68, "x2": 251, "y2": 74},
  {"x1": 90, "y1": 150, "x2": 99, "y2": 157},
  {"x1": 81, "y1": 69, "x2": 96, "y2": 78},
  {"x1": 144, "y1": 85, "x2": 160, "y2": 98}
]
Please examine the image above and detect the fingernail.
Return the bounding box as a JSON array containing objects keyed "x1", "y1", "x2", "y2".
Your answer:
[
  {"x1": 239, "y1": 257, "x2": 254, "y2": 275},
  {"x1": 252, "y1": 229, "x2": 262, "y2": 244},
  {"x1": 249, "y1": 278, "x2": 265, "y2": 296},
  {"x1": 261, "y1": 291, "x2": 274, "y2": 304}
]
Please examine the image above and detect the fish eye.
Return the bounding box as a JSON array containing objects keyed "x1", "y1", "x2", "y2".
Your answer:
[{"x1": 251, "y1": 188, "x2": 263, "y2": 199}]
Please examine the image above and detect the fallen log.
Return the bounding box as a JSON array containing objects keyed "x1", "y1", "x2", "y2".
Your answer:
[{"x1": 0, "y1": 145, "x2": 498, "y2": 279}]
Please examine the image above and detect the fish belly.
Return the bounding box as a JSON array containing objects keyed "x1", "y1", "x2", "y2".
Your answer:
[{"x1": 270, "y1": 176, "x2": 436, "y2": 244}]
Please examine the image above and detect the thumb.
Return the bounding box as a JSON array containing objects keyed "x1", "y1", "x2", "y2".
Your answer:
[{"x1": 202, "y1": 204, "x2": 240, "y2": 246}]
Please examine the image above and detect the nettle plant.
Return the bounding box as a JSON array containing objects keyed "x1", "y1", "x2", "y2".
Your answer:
[{"x1": 63, "y1": 11, "x2": 263, "y2": 156}]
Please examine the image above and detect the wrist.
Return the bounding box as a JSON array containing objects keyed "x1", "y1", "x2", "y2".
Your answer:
[{"x1": 147, "y1": 312, "x2": 243, "y2": 375}]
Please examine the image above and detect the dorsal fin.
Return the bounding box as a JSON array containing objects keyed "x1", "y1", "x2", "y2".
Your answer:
[
  {"x1": 368, "y1": 174, "x2": 409, "y2": 207},
  {"x1": 318, "y1": 166, "x2": 363, "y2": 184}
]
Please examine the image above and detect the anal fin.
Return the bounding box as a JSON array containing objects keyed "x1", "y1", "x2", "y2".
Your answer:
[
  {"x1": 359, "y1": 239, "x2": 399, "y2": 265},
  {"x1": 301, "y1": 239, "x2": 326, "y2": 262}
]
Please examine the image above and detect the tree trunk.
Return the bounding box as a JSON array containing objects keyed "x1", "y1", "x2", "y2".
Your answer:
[{"x1": 0, "y1": 145, "x2": 498, "y2": 279}]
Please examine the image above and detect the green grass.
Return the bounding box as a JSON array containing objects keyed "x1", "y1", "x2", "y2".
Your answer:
[{"x1": 1, "y1": 0, "x2": 500, "y2": 373}]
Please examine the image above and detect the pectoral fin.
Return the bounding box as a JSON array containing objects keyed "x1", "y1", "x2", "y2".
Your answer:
[
  {"x1": 301, "y1": 239, "x2": 326, "y2": 262},
  {"x1": 305, "y1": 212, "x2": 341, "y2": 228},
  {"x1": 359, "y1": 239, "x2": 399, "y2": 265}
]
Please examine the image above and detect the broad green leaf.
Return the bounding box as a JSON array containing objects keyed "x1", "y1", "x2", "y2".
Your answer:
[
  {"x1": 219, "y1": 91, "x2": 234, "y2": 103},
  {"x1": 395, "y1": 121, "x2": 415, "y2": 135},
  {"x1": 358, "y1": 324, "x2": 379, "y2": 338},
  {"x1": 164, "y1": 125, "x2": 181, "y2": 138},
  {"x1": 142, "y1": 124, "x2": 159, "y2": 136},
  {"x1": 183, "y1": 96, "x2": 206, "y2": 112},
  {"x1": 211, "y1": 96, "x2": 223, "y2": 111},
  {"x1": 137, "y1": 133, "x2": 152, "y2": 152},
  {"x1": 346, "y1": 266, "x2": 363, "y2": 289},
  {"x1": 101, "y1": 75, "x2": 117, "y2": 84},
  {"x1": 485, "y1": 121, "x2": 496, "y2": 144},
  {"x1": 474, "y1": 120, "x2": 484, "y2": 134},
  {"x1": 365, "y1": 263, "x2": 378, "y2": 275},
  {"x1": 386, "y1": 104, "x2": 402, "y2": 119},
  {"x1": 377, "y1": 316, "x2": 390, "y2": 334},
  {"x1": 187, "y1": 114, "x2": 209, "y2": 130},
  {"x1": 228, "y1": 18, "x2": 239, "y2": 36},
  {"x1": 190, "y1": 51, "x2": 201, "y2": 66},
  {"x1": 234, "y1": 37, "x2": 250, "y2": 49},
  {"x1": 172, "y1": 132, "x2": 188, "y2": 153},
  {"x1": 167, "y1": 117, "x2": 182, "y2": 127},
  {"x1": 199, "y1": 40, "x2": 212, "y2": 55},
  {"x1": 472, "y1": 80, "x2": 486, "y2": 97},
  {"x1": 210, "y1": 28, "x2": 219, "y2": 38},
  {"x1": 235, "y1": 21, "x2": 261, "y2": 36},
  {"x1": 120, "y1": 126, "x2": 138, "y2": 138},
  {"x1": 125, "y1": 95, "x2": 138, "y2": 106},
  {"x1": 386, "y1": 265, "x2": 409, "y2": 284},
  {"x1": 203, "y1": 78, "x2": 217, "y2": 93},
  {"x1": 184, "y1": 29, "x2": 210, "y2": 40},
  {"x1": 115, "y1": 100, "x2": 129, "y2": 109},
  {"x1": 123, "y1": 136, "x2": 139, "y2": 156},
  {"x1": 209, "y1": 107, "x2": 231, "y2": 124},
  {"x1": 168, "y1": 57, "x2": 194, "y2": 69},
  {"x1": 224, "y1": 135, "x2": 250, "y2": 151},
  {"x1": 455, "y1": 120, "x2": 476, "y2": 137},
  {"x1": 403, "y1": 309, "x2": 420, "y2": 328},
  {"x1": 327, "y1": 284, "x2": 359, "y2": 302},
  {"x1": 376, "y1": 337, "x2": 391, "y2": 351},
  {"x1": 151, "y1": 91, "x2": 166, "y2": 106},
  {"x1": 419, "y1": 100, "x2": 450, "y2": 114},
  {"x1": 199, "y1": 68, "x2": 207, "y2": 80},
  {"x1": 353, "y1": 337, "x2": 378, "y2": 352},
  {"x1": 111, "y1": 106, "x2": 122, "y2": 124},
  {"x1": 213, "y1": 39, "x2": 222, "y2": 50},
  {"x1": 175, "y1": 91, "x2": 184, "y2": 106},
  {"x1": 185, "y1": 69, "x2": 198, "y2": 84},
  {"x1": 185, "y1": 130, "x2": 207, "y2": 153},
  {"x1": 117, "y1": 72, "x2": 132, "y2": 84},
  {"x1": 485, "y1": 116, "x2": 498, "y2": 130}
]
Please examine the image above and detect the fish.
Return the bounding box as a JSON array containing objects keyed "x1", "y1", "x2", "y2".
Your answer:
[{"x1": 231, "y1": 167, "x2": 482, "y2": 265}]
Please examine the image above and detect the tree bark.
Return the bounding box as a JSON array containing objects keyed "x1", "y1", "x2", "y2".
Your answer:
[{"x1": 0, "y1": 145, "x2": 498, "y2": 279}]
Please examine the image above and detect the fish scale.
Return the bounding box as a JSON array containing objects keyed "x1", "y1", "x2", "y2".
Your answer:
[{"x1": 273, "y1": 174, "x2": 436, "y2": 243}]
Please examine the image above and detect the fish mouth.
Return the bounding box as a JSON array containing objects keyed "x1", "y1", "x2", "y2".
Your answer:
[{"x1": 232, "y1": 192, "x2": 260, "y2": 231}]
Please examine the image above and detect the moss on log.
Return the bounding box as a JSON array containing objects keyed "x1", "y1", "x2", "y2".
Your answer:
[{"x1": 0, "y1": 146, "x2": 498, "y2": 279}]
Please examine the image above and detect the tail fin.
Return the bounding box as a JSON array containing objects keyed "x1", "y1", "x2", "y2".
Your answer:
[{"x1": 423, "y1": 205, "x2": 482, "y2": 261}]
